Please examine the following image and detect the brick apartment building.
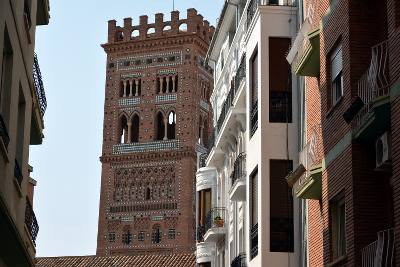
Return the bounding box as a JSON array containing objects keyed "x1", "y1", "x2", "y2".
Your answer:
[
  {"x1": 286, "y1": 0, "x2": 400, "y2": 266},
  {"x1": 96, "y1": 9, "x2": 215, "y2": 255}
]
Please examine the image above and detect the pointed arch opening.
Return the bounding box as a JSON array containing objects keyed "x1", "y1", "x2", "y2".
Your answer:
[
  {"x1": 122, "y1": 226, "x2": 132, "y2": 245},
  {"x1": 167, "y1": 111, "x2": 176, "y2": 140},
  {"x1": 145, "y1": 187, "x2": 151, "y2": 200},
  {"x1": 152, "y1": 224, "x2": 162, "y2": 244},
  {"x1": 155, "y1": 112, "x2": 165, "y2": 140},
  {"x1": 131, "y1": 114, "x2": 140, "y2": 142},
  {"x1": 118, "y1": 115, "x2": 128, "y2": 143}
]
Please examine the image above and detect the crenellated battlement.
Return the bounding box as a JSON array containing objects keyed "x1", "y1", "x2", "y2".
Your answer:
[{"x1": 106, "y1": 9, "x2": 215, "y2": 45}]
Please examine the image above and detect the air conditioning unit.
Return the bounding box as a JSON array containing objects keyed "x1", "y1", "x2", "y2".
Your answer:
[{"x1": 375, "y1": 131, "x2": 392, "y2": 170}]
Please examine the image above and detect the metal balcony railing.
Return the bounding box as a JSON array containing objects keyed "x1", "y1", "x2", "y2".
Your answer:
[
  {"x1": 251, "y1": 223, "x2": 258, "y2": 259},
  {"x1": 250, "y1": 101, "x2": 258, "y2": 137},
  {"x1": 293, "y1": 124, "x2": 322, "y2": 195},
  {"x1": 216, "y1": 84, "x2": 235, "y2": 134},
  {"x1": 361, "y1": 228, "x2": 395, "y2": 267},
  {"x1": 247, "y1": 0, "x2": 259, "y2": 28},
  {"x1": 24, "y1": 0, "x2": 32, "y2": 28},
  {"x1": 196, "y1": 225, "x2": 205, "y2": 243},
  {"x1": 206, "y1": 127, "x2": 216, "y2": 155},
  {"x1": 351, "y1": 40, "x2": 389, "y2": 132},
  {"x1": 14, "y1": 159, "x2": 23, "y2": 187},
  {"x1": 199, "y1": 153, "x2": 207, "y2": 168},
  {"x1": 25, "y1": 196, "x2": 39, "y2": 246},
  {"x1": 231, "y1": 253, "x2": 246, "y2": 267},
  {"x1": 269, "y1": 91, "x2": 292, "y2": 123},
  {"x1": 204, "y1": 207, "x2": 227, "y2": 234},
  {"x1": 0, "y1": 114, "x2": 10, "y2": 151},
  {"x1": 235, "y1": 54, "x2": 246, "y2": 95},
  {"x1": 232, "y1": 152, "x2": 246, "y2": 186},
  {"x1": 33, "y1": 53, "x2": 47, "y2": 117},
  {"x1": 247, "y1": 0, "x2": 295, "y2": 28}
]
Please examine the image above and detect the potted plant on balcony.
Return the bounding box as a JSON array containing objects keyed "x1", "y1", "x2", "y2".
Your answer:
[{"x1": 214, "y1": 215, "x2": 225, "y2": 227}]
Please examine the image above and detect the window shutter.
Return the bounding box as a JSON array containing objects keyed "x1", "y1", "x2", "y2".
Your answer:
[
  {"x1": 331, "y1": 46, "x2": 342, "y2": 81},
  {"x1": 252, "y1": 171, "x2": 258, "y2": 226}
]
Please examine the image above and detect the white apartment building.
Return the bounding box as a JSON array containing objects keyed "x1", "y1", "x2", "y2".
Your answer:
[{"x1": 195, "y1": 0, "x2": 301, "y2": 266}]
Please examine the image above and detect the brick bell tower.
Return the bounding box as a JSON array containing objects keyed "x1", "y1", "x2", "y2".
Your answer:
[{"x1": 96, "y1": 9, "x2": 214, "y2": 255}]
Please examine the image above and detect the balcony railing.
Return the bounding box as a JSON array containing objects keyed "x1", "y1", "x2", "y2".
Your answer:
[
  {"x1": 231, "y1": 253, "x2": 246, "y2": 267},
  {"x1": 361, "y1": 228, "x2": 395, "y2": 267},
  {"x1": 199, "y1": 153, "x2": 207, "y2": 168},
  {"x1": 24, "y1": 0, "x2": 32, "y2": 28},
  {"x1": 232, "y1": 152, "x2": 246, "y2": 186},
  {"x1": 351, "y1": 40, "x2": 389, "y2": 133},
  {"x1": 270, "y1": 91, "x2": 292, "y2": 123},
  {"x1": 251, "y1": 223, "x2": 258, "y2": 259},
  {"x1": 25, "y1": 196, "x2": 39, "y2": 246},
  {"x1": 251, "y1": 101, "x2": 258, "y2": 137},
  {"x1": 33, "y1": 53, "x2": 47, "y2": 117},
  {"x1": 204, "y1": 207, "x2": 227, "y2": 234},
  {"x1": 216, "y1": 84, "x2": 235, "y2": 134},
  {"x1": 292, "y1": 124, "x2": 322, "y2": 197},
  {"x1": 235, "y1": 55, "x2": 246, "y2": 95},
  {"x1": 247, "y1": 0, "x2": 259, "y2": 28},
  {"x1": 14, "y1": 159, "x2": 23, "y2": 187},
  {"x1": 196, "y1": 225, "x2": 205, "y2": 243},
  {"x1": 0, "y1": 114, "x2": 10, "y2": 151},
  {"x1": 206, "y1": 127, "x2": 216, "y2": 155}
]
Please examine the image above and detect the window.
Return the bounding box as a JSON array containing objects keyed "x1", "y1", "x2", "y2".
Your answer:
[
  {"x1": 109, "y1": 232, "x2": 115, "y2": 242},
  {"x1": 109, "y1": 63, "x2": 114, "y2": 68},
  {"x1": 146, "y1": 58, "x2": 152, "y2": 64},
  {"x1": 167, "y1": 111, "x2": 176, "y2": 139},
  {"x1": 185, "y1": 54, "x2": 190, "y2": 59},
  {"x1": 331, "y1": 45, "x2": 343, "y2": 104},
  {"x1": 138, "y1": 231, "x2": 145, "y2": 241},
  {"x1": 158, "y1": 58, "x2": 163, "y2": 62},
  {"x1": 169, "y1": 56, "x2": 175, "y2": 61},
  {"x1": 168, "y1": 229, "x2": 175, "y2": 239},
  {"x1": 135, "y1": 60, "x2": 141, "y2": 65},
  {"x1": 331, "y1": 195, "x2": 346, "y2": 260},
  {"x1": 122, "y1": 229, "x2": 132, "y2": 245},
  {"x1": 155, "y1": 112, "x2": 165, "y2": 140},
  {"x1": 123, "y1": 61, "x2": 130, "y2": 66},
  {"x1": 152, "y1": 226, "x2": 162, "y2": 243},
  {"x1": 250, "y1": 49, "x2": 258, "y2": 137},
  {"x1": 251, "y1": 168, "x2": 258, "y2": 259}
]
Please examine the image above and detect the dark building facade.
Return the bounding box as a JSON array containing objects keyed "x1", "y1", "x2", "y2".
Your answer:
[{"x1": 96, "y1": 9, "x2": 214, "y2": 255}]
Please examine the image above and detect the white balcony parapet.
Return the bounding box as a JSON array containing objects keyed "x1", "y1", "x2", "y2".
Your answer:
[
  {"x1": 196, "y1": 167, "x2": 217, "y2": 191},
  {"x1": 196, "y1": 243, "x2": 214, "y2": 264}
]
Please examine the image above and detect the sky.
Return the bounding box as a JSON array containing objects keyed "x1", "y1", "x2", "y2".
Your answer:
[{"x1": 30, "y1": 0, "x2": 223, "y2": 257}]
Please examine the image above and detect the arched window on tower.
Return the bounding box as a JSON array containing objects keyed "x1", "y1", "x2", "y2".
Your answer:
[
  {"x1": 145, "y1": 187, "x2": 151, "y2": 200},
  {"x1": 122, "y1": 226, "x2": 132, "y2": 245},
  {"x1": 152, "y1": 225, "x2": 162, "y2": 243},
  {"x1": 198, "y1": 115, "x2": 204, "y2": 145},
  {"x1": 155, "y1": 112, "x2": 165, "y2": 140},
  {"x1": 118, "y1": 115, "x2": 128, "y2": 143},
  {"x1": 203, "y1": 118, "x2": 209, "y2": 146},
  {"x1": 167, "y1": 111, "x2": 176, "y2": 140},
  {"x1": 131, "y1": 114, "x2": 139, "y2": 142}
]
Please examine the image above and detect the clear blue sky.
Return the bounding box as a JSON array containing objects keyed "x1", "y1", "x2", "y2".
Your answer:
[{"x1": 30, "y1": 0, "x2": 223, "y2": 257}]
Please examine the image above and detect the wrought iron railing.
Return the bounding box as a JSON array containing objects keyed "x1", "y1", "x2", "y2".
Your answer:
[
  {"x1": 361, "y1": 228, "x2": 395, "y2": 267},
  {"x1": 206, "y1": 127, "x2": 216, "y2": 155},
  {"x1": 204, "y1": 207, "x2": 227, "y2": 234},
  {"x1": 199, "y1": 153, "x2": 208, "y2": 168},
  {"x1": 251, "y1": 223, "x2": 258, "y2": 259},
  {"x1": 0, "y1": 114, "x2": 10, "y2": 150},
  {"x1": 247, "y1": 0, "x2": 259, "y2": 28},
  {"x1": 231, "y1": 253, "x2": 246, "y2": 267},
  {"x1": 33, "y1": 53, "x2": 47, "y2": 117},
  {"x1": 235, "y1": 55, "x2": 246, "y2": 94},
  {"x1": 196, "y1": 225, "x2": 205, "y2": 243},
  {"x1": 351, "y1": 40, "x2": 389, "y2": 133},
  {"x1": 216, "y1": 84, "x2": 235, "y2": 134},
  {"x1": 14, "y1": 159, "x2": 23, "y2": 187},
  {"x1": 24, "y1": 0, "x2": 32, "y2": 28},
  {"x1": 251, "y1": 101, "x2": 258, "y2": 137},
  {"x1": 269, "y1": 91, "x2": 292, "y2": 123},
  {"x1": 25, "y1": 196, "x2": 39, "y2": 246},
  {"x1": 232, "y1": 152, "x2": 246, "y2": 186}
]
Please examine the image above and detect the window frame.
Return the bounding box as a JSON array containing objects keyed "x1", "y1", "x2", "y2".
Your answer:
[
  {"x1": 331, "y1": 44, "x2": 343, "y2": 105},
  {"x1": 331, "y1": 194, "x2": 346, "y2": 260}
]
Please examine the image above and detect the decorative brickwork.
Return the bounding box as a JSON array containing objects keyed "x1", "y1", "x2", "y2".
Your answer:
[{"x1": 97, "y1": 9, "x2": 214, "y2": 255}]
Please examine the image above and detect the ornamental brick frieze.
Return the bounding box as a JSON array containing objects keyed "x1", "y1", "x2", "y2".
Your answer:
[{"x1": 100, "y1": 149, "x2": 197, "y2": 163}]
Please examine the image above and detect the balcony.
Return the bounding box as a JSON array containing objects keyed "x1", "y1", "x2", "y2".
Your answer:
[
  {"x1": 287, "y1": 17, "x2": 320, "y2": 77},
  {"x1": 361, "y1": 228, "x2": 395, "y2": 267},
  {"x1": 196, "y1": 225, "x2": 205, "y2": 243},
  {"x1": 231, "y1": 253, "x2": 246, "y2": 267},
  {"x1": 350, "y1": 40, "x2": 390, "y2": 141},
  {"x1": 202, "y1": 207, "x2": 227, "y2": 243},
  {"x1": 287, "y1": 124, "x2": 322, "y2": 199},
  {"x1": 247, "y1": 0, "x2": 295, "y2": 29},
  {"x1": 25, "y1": 196, "x2": 39, "y2": 246},
  {"x1": 229, "y1": 152, "x2": 246, "y2": 201},
  {"x1": 31, "y1": 53, "x2": 47, "y2": 145},
  {"x1": 14, "y1": 159, "x2": 24, "y2": 188},
  {"x1": 269, "y1": 91, "x2": 292, "y2": 123},
  {"x1": 251, "y1": 223, "x2": 258, "y2": 259}
]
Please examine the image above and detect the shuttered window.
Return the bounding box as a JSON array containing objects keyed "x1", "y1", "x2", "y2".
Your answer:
[
  {"x1": 331, "y1": 45, "x2": 343, "y2": 104},
  {"x1": 270, "y1": 160, "x2": 294, "y2": 252},
  {"x1": 252, "y1": 170, "x2": 258, "y2": 226}
]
